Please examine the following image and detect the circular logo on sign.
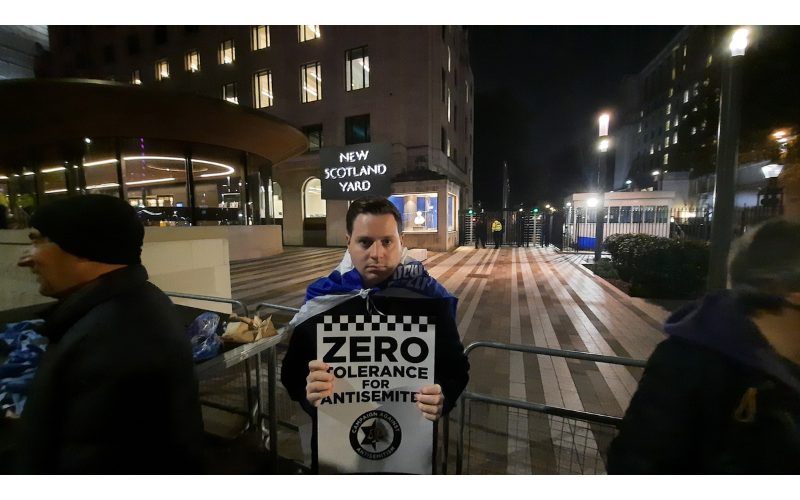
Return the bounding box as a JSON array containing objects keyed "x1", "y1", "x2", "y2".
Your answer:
[{"x1": 349, "y1": 410, "x2": 402, "y2": 460}]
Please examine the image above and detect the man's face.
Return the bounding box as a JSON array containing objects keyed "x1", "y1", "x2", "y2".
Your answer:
[
  {"x1": 17, "y1": 229, "x2": 84, "y2": 298},
  {"x1": 347, "y1": 213, "x2": 403, "y2": 288}
]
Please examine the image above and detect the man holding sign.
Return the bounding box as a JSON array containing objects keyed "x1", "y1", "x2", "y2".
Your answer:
[{"x1": 281, "y1": 197, "x2": 469, "y2": 473}]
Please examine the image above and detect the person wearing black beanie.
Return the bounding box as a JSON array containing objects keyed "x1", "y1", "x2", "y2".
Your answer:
[
  {"x1": 29, "y1": 194, "x2": 144, "y2": 266},
  {"x1": 14, "y1": 194, "x2": 205, "y2": 474}
]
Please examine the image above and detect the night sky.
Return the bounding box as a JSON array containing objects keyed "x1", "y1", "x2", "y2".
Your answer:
[{"x1": 468, "y1": 26, "x2": 683, "y2": 209}]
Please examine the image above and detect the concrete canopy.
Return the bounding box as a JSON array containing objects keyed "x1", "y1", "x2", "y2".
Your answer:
[{"x1": 0, "y1": 78, "x2": 308, "y2": 169}]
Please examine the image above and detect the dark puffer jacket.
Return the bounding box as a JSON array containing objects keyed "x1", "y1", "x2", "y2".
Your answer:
[
  {"x1": 607, "y1": 290, "x2": 800, "y2": 474},
  {"x1": 16, "y1": 265, "x2": 204, "y2": 474}
]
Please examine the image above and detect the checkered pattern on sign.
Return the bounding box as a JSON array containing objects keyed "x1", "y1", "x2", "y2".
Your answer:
[{"x1": 320, "y1": 314, "x2": 432, "y2": 334}]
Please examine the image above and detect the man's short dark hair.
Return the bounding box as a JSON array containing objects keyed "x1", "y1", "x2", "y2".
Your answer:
[
  {"x1": 729, "y1": 217, "x2": 800, "y2": 295},
  {"x1": 346, "y1": 196, "x2": 402, "y2": 235}
]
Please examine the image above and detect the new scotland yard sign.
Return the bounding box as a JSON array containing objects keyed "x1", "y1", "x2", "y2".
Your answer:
[{"x1": 319, "y1": 143, "x2": 392, "y2": 200}]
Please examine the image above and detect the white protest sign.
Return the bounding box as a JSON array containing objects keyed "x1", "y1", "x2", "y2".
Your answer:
[{"x1": 316, "y1": 313, "x2": 435, "y2": 474}]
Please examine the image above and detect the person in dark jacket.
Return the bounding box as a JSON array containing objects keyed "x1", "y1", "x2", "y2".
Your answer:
[
  {"x1": 474, "y1": 215, "x2": 486, "y2": 249},
  {"x1": 607, "y1": 218, "x2": 800, "y2": 474},
  {"x1": 280, "y1": 197, "x2": 469, "y2": 471},
  {"x1": 14, "y1": 195, "x2": 204, "y2": 474}
]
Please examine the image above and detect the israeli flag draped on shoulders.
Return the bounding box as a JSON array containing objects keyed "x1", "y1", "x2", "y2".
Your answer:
[{"x1": 287, "y1": 248, "x2": 457, "y2": 335}]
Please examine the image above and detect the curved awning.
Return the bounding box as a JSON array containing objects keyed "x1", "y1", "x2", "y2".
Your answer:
[{"x1": 0, "y1": 78, "x2": 308, "y2": 168}]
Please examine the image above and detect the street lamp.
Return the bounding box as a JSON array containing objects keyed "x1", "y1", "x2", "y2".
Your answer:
[
  {"x1": 729, "y1": 28, "x2": 750, "y2": 57},
  {"x1": 708, "y1": 26, "x2": 750, "y2": 290},
  {"x1": 759, "y1": 163, "x2": 784, "y2": 209},
  {"x1": 595, "y1": 112, "x2": 610, "y2": 263},
  {"x1": 772, "y1": 128, "x2": 795, "y2": 160},
  {"x1": 651, "y1": 169, "x2": 663, "y2": 190}
]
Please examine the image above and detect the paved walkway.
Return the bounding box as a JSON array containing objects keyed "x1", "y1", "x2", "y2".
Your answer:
[{"x1": 229, "y1": 245, "x2": 672, "y2": 474}]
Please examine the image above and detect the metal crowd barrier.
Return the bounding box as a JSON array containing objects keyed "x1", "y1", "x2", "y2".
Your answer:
[
  {"x1": 256, "y1": 301, "x2": 300, "y2": 465},
  {"x1": 454, "y1": 340, "x2": 647, "y2": 474},
  {"x1": 165, "y1": 293, "x2": 299, "y2": 468},
  {"x1": 165, "y1": 291, "x2": 250, "y2": 318}
]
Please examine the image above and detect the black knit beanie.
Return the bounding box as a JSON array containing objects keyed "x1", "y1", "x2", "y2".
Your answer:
[{"x1": 30, "y1": 194, "x2": 144, "y2": 265}]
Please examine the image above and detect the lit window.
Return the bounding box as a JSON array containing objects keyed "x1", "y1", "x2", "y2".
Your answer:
[
  {"x1": 131, "y1": 69, "x2": 141, "y2": 85},
  {"x1": 665, "y1": 136, "x2": 670, "y2": 148},
  {"x1": 692, "y1": 106, "x2": 698, "y2": 113},
  {"x1": 345, "y1": 114, "x2": 370, "y2": 145},
  {"x1": 691, "y1": 127, "x2": 697, "y2": 135},
  {"x1": 345, "y1": 46, "x2": 369, "y2": 91},
  {"x1": 706, "y1": 54, "x2": 713, "y2": 67},
  {"x1": 703, "y1": 78, "x2": 710, "y2": 87},
  {"x1": 693, "y1": 88, "x2": 699, "y2": 97},
  {"x1": 638, "y1": 122, "x2": 642, "y2": 133},
  {"x1": 666, "y1": 103, "x2": 671, "y2": 115},
  {"x1": 666, "y1": 120, "x2": 670, "y2": 132},
  {"x1": 664, "y1": 153, "x2": 669, "y2": 165},
  {"x1": 671, "y1": 68, "x2": 676, "y2": 80},
  {"x1": 683, "y1": 45, "x2": 687, "y2": 57},
  {"x1": 447, "y1": 46, "x2": 451, "y2": 72},
  {"x1": 270, "y1": 181, "x2": 283, "y2": 219},
  {"x1": 447, "y1": 87, "x2": 451, "y2": 122},
  {"x1": 302, "y1": 178, "x2": 326, "y2": 218},
  {"x1": 683, "y1": 90, "x2": 689, "y2": 103},
  {"x1": 447, "y1": 193, "x2": 457, "y2": 231},
  {"x1": 185, "y1": 50, "x2": 200, "y2": 72},
  {"x1": 301, "y1": 62, "x2": 322, "y2": 103},
  {"x1": 388, "y1": 193, "x2": 438, "y2": 233},
  {"x1": 466, "y1": 81, "x2": 470, "y2": 103},
  {"x1": 650, "y1": 144, "x2": 654, "y2": 155},
  {"x1": 222, "y1": 82, "x2": 238, "y2": 104},
  {"x1": 301, "y1": 124, "x2": 323, "y2": 152},
  {"x1": 299, "y1": 25, "x2": 321, "y2": 42},
  {"x1": 253, "y1": 70, "x2": 273, "y2": 108},
  {"x1": 668, "y1": 88, "x2": 674, "y2": 97},
  {"x1": 251, "y1": 26, "x2": 270, "y2": 50},
  {"x1": 446, "y1": 137, "x2": 451, "y2": 157},
  {"x1": 674, "y1": 116, "x2": 679, "y2": 126},
  {"x1": 219, "y1": 39, "x2": 235, "y2": 64},
  {"x1": 673, "y1": 132, "x2": 678, "y2": 145},
  {"x1": 155, "y1": 59, "x2": 169, "y2": 81},
  {"x1": 640, "y1": 110, "x2": 644, "y2": 118}
]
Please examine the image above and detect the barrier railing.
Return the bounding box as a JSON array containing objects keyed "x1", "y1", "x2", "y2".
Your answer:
[
  {"x1": 257, "y1": 302, "x2": 301, "y2": 316},
  {"x1": 165, "y1": 292, "x2": 290, "y2": 468},
  {"x1": 165, "y1": 291, "x2": 249, "y2": 318},
  {"x1": 455, "y1": 340, "x2": 647, "y2": 474}
]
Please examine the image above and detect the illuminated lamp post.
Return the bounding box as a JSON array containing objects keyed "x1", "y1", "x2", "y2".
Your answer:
[
  {"x1": 594, "y1": 113, "x2": 610, "y2": 263},
  {"x1": 758, "y1": 163, "x2": 784, "y2": 209},
  {"x1": 652, "y1": 169, "x2": 662, "y2": 191},
  {"x1": 708, "y1": 27, "x2": 749, "y2": 290}
]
